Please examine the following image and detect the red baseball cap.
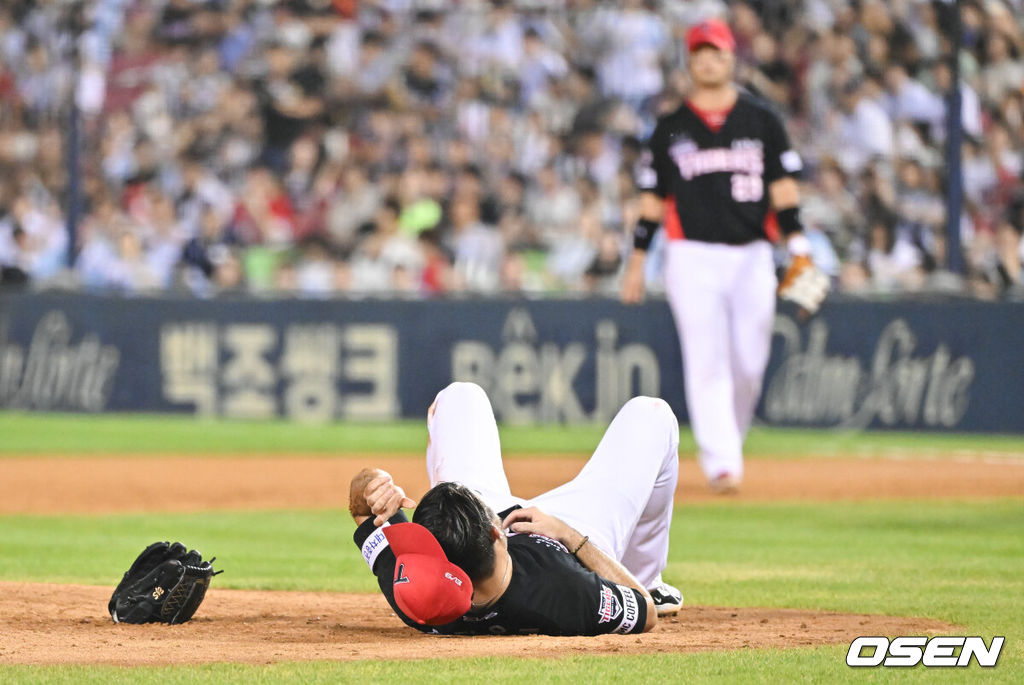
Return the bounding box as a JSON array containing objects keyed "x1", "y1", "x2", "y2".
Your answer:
[
  {"x1": 384, "y1": 523, "x2": 472, "y2": 626},
  {"x1": 686, "y1": 18, "x2": 736, "y2": 53}
]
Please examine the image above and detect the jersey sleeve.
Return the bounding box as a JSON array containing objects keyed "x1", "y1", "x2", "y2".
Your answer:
[
  {"x1": 636, "y1": 121, "x2": 671, "y2": 198},
  {"x1": 588, "y1": 577, "x2": 648, "y2": 635},
  {"x1": 528, "y1": 549, "x2": 648, "y2": 635},
  {"x1": 558, "y1": 570, "x2": 647, "y2": 635},
  {"x1": 763, "y1": 108, "x2": 803, "y2": 183},
  {"x1": 352, "y1": 512, "x2": 437, "y2": 633}
]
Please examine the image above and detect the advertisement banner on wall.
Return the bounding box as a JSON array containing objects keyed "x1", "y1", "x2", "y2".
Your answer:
[{"x1": 1, "y1": 293, "x2": 1020, "y2": 432}]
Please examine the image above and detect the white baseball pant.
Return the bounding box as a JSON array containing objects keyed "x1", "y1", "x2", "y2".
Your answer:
[
  {"x1": 664, "y1": 239, "x2": 776, "y2": 482},
  {"x1": 425, "y1": 382, "x2": 679, "y2": 588}
]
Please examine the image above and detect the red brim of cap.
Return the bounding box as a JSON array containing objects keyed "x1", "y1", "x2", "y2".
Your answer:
[{"x1": 385, "y1": 523, "x2": 473, "y2": 626}]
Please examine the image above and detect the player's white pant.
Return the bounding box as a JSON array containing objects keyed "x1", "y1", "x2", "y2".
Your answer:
[
  {"x1": 664, "y1": 239, "x2": 776, "y2": 482},
  {"x1": 426, "y1": 381, "x2": 679, "y2": 588}
]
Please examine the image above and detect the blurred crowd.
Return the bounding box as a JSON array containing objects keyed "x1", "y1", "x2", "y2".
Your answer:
[{"x1": 1, "y1": 0, "x2": 1023, "y2": 299}]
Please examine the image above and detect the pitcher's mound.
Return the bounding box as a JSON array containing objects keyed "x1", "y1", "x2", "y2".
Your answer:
[{"x1": 0, "y1": 582, "x2": 952, "y2": 666}]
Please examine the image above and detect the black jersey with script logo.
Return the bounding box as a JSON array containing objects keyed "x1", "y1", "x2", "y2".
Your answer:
[
  {"x1": 353, "y1": 511, "x2": 647, "y2": 636},
  {"x1": 636, "y1": 91, "x2": 802, "y2": 245}
]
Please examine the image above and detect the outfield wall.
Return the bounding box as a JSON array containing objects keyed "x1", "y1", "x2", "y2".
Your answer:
[{"x1": 1, "y1": 292, "x2": 1021, "y2": 432}]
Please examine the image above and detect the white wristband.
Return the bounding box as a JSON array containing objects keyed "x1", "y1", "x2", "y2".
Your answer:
[
  {"x1": 361, "y1": 522, "x2": 391, "y2": 571},
  {"x1": 787, "y1": 233, "x2": 811, "y2": 257}
]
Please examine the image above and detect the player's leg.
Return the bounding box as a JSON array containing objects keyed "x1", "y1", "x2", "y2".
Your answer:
[
  {"x1": 528, "y1": 395, "x2": 679, "y2": 587},
  {"x1": 728, "y1": 242, "x2": 777, "y2": 440},
  {"x1": 426, "y1": 382, "x2": 523, "y2": 513},
  {"x1": 617, "y1": 431, "x2": 679, "y2": 590},
  {"x1": 665, "y1": 241, "x2": 744, "y2": 483}
]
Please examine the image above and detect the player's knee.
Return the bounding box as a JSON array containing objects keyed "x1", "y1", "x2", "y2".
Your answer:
[
  {"x1": 434, "y1": 382, "x2": 491, "y2": 415},
  {"x1": 439, "y1": 381, "x2": 488, "y2": 400},
  {"x1": 623, "y1": 395, "x2": 675, "y2": 418},
  {"x1": 623, "y1": 396, "x2": 679, "y2": 434}
]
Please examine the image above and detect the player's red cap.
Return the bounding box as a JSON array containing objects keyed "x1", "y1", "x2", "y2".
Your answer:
[
  {"x1": 686, "y1": 18, "x2": 736, "y2": 53},
  {"x1": 383, "y1": 522, "x2": 472, "y2": 626}
]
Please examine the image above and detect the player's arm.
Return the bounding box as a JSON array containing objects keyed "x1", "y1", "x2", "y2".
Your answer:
[
  {"x1": 502, "y1": 506, "x2": 657, "y2": 632},
  {"x1": 622, "y1": 124, "x2": 669, "y2": 305},
  {"x1": 770, "y1": 176, "x2": 828, "y2": 316},
  {"x1": 769, "y1": 176, "x2": 799, "y2": 211},
  {"x1": 621, "y1": 192, "x2": 665, "y2": 304},
  {"x1": 765, "y1": 117, "x2": 829, "y2": 316},
  {"x1": 764, "y1": 107, "x2": 806, "y2": 250},
  {"x1": 769, "y1": 175, "x2": 805, "y2": 250},
  {"x1": 350, "y1": 473, "x2": 438, "y2": 633},
  {"x1": 351, "y1": 509, "x2": 441, "y2": 633},
  {"x1": 769, "y1": 175, "x2": 811, "y2": 256}
]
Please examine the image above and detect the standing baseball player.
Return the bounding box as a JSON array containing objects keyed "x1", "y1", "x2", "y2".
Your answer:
[
  {"x1": 621, "y1": 18, "x2": 827, "y2": 493},
  {"x1": 348, "y1": 381, "x2": 682, "y2": 635}
]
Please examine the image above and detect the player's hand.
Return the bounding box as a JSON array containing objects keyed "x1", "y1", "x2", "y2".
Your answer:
[
  {"x1": 364, "y1": 473, "x2": 416, "y2": 526},
  {"x1": 502, "y1": 507, "x2": 576, "y2": 546},
  {"x1": 620, "y1": 253, "x2": 647, "y2": 304},
  {"x1": 349, "y1": 467, "x2": 386, "y2": 520},
  {"x1": 778, "y1": 254, "x2": 829, "y2": 317}
]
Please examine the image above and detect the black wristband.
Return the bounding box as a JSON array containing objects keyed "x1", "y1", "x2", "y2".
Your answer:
[
  {"x1": 571, "y1": 535, "x2": 589, "y2": 556},
  {"x1": 776, "y1": 206, "x2": 803, "y2": 237},
  {"x1": 633, "y1": 218, "x2": 660, "y2": 251}
]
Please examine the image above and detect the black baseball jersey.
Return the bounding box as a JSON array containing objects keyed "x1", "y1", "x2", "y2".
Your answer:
[
  {"x1": 636, "y1": 91, "x2": 802, "y2": 245},
  {"x1": 353, "y1": 511, "x2": 648, "y2": 636}
]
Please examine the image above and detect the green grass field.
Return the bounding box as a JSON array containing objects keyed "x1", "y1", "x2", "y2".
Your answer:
[
  {"x1": 1, "y1": 413, "x2": 1022, "y2": 683},
  {"x1": 3, "y1": 411, "x2": 1024, "y2": 457}
]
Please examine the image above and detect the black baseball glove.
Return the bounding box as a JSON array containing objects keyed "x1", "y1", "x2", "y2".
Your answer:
[{"x1": 108, "y1": 541, "x2": 222, "y2": 624}]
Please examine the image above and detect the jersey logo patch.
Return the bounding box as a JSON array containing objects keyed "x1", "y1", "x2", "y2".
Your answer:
[
  {"x1": 613, "y1": 585, "x2": 641, "y2": 634},
  {"x1": 597, "y1": 586, "x2": 623, "y2": 624},
  {"x1": 781, "y1": 149, "x2": 803, "y2": 173},
  {"x1": 394, "y1": 563, "x2": 410, "y2": 585}
]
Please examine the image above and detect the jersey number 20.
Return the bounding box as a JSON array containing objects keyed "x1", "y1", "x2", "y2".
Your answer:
[{"x1": 731, "y1": 174, "x2": 763, "y2": 202}]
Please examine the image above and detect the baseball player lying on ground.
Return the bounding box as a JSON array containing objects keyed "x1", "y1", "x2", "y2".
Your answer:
[{"x1": 348, "y1": 382, "x2": 683, "y2": 636}]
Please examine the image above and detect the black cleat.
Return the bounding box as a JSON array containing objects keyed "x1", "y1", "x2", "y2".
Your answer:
[{"x1": 649, "y1": 582, "x2": 684, "y2": 617}]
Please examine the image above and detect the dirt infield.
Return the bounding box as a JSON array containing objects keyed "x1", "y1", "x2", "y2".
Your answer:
[
  {"x1": 0, "y1": 582, "x2": 953, "y2": 666},
  {"x1": 0, "y1": 453, "x2": 1016, "y2": 666},
  {"x1": 0, "y1": 450, "x2": 1019, "y2": 509},
  {"x1": 1, "y1": 454, "x2": 1022, "y2": 514}
]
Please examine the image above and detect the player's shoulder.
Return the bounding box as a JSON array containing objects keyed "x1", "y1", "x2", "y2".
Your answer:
[
  {"x1": 653, "y1": 102, "x2": 691, "y2": 130},
  {"x1": 648, "y1": 100, "x2": 698, "y2": 140},
  {"x1": 508, "y1": 532, "x2": 587, "y2": 575},
  {"x1": 735, "y1": 89, "x2": 786, "y2": 123}
]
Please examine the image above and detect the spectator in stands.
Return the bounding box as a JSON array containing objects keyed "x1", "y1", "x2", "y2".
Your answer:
[
  {"x1": 9, "y1": 191, "x2": 66, "y2": 283},
  {"x1": 867, "y1": 215, "x2": 925, "y2": 293},
  {"x1": 0, "y1": 184, "x2": 30, "y2": 288},
  {"x1": 526, "y1": 166, "x2": 581, "y2": 247},
  {"x1": 883, "y1": 63, "x2": 944, "y2": 129},
  {"x1": 835, "y1": 76, "x2": 894, "y2": 174},
  {"x1": 179, "y1": 202, "x2": 237, "y2": 296},
  {"x1": 801, "y1": 158, "x2": 860, "y2": 260},
  {"x1": 255, "y1": 40, "x2": 326, "y2": 173}
]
